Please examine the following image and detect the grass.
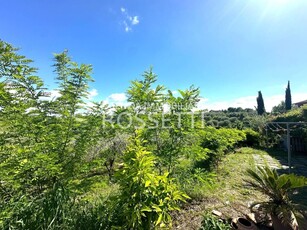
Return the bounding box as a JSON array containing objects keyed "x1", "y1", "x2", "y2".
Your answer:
[
  {"x1": 173, "y1": 147, "x2": 270, "y2": 229},
  {"x1": 68, "y1": 173, "x2": 120, "y2": 204},
  {"x1": 173, "y1": 147, "x2": 307, "y2": 229},
  {"x1": 207, "y1": 148, "x2": 268, "y2": 215}
]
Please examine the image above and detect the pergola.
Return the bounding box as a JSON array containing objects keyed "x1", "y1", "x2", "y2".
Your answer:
[{"x1": 266, "y1": 121, "x2": 307, "y2": 173}]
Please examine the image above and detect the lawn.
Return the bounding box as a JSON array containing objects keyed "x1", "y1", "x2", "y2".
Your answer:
[{"x1": 173, "y1": 147, "x2": 307, "y2": 229}]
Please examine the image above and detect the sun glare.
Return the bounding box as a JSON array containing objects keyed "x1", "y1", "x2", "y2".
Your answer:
[
  {"x1": 256, "y1": 0, "x2": 295, "y2": 20},
  {"x1": 269, "y1": 0, "x2": 291, "y2": 6}
]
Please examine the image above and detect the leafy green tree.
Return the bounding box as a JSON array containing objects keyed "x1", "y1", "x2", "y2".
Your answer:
[
  {"x1": 0, "y1": 40, "x2": 58, "y2": 196},
  {"x1": 157, "y1": 85, "x2": 200, "y2": 170},
  {"x1": 0, "y1": 40, "x2": 101, "y2": 228},
  {"x1": 1, "y1": 39, "x2": 272, "y2": 229},
  {"x1": 285, "y1": 80, "x2": 292, "y2": 111},
  {"x1": 126, "y1": 68, "x2": 201, "y2": 172},
  {"x1": 272, "y1": 101, "x2": 286, "y2": 115},
  {"x1": 51, "y1": 51, "x2": 94, "y2": 177},
  {"x1": 127, "y1": 67, "x2": 165, "y2": 114},
  {"x1": 256, "y1": 91, "x2": 265, "y2": 115},
  {"x1": 117, "y1": 131, "x2": 189, "y2": 229}
]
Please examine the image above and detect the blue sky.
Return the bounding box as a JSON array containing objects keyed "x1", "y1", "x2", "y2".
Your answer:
[{"x1": 1, "y1": 0, "x2": 307, "y2": 110}]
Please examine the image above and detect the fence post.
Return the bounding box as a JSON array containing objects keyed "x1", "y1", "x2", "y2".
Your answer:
[{"x1": 287, "y1": 123, "x2": 291, "y2": 173}]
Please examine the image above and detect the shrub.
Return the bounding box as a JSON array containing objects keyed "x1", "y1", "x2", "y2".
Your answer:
[
  {"x1": 73, "y1": 196, "x2": 123, "y2": 230},
  {"x1": 241, "y1": 129, "x2": 260, "y2": 147},
  {"x1": 116, "y1": 131, "x2": 189, "y2": 229},
  {"x1": 200, "y1": 214, "x2": 232, "y2": 230},
  {"x1": 246, "y1": 166, "x2": 307, "y2": 229},
  {"x1": 303, "y1": 105, "x2": 307, "y2": 119},
  {"x1": 198, "y1": 127, "x2": 246, "y2": 169},
  {"x1": 273, "y1": 107, "x2": 305, "y2": 122}
]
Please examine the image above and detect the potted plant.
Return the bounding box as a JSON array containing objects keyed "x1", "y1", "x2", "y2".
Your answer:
[{"x1": 245, "y1": 166, "x2": 307, "y2": 230}]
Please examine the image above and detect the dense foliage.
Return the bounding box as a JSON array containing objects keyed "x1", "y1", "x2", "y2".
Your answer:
[
  {"x1": 0, "y1": 40, "x2": 256, "y2": 229},
  {"x1": 271, "y1": 101, "x2": 286, "y2": 115},
  {"x1": 269, "y1": 106, "x2": 307, "y2": 148},
  {"x1": 285, "y1": 81, "x2": 292, "y2": 111},
  {"x1": 200, "y1": 214, "x2": 232, "y2": 230},
  {"x1": 256, "y1": 91, "x2": 265, "y2": 115},
  {"x1": 201, "y1": 108, "x2": 259, "y2": 130},
  {"x1": 272, "y1": 105, "x2": 307, "y2": 123}
]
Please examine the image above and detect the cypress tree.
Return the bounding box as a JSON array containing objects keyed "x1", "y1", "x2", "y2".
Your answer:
[
  {"x1": 256, "y1": 91, "x2": 265, "y2": 115},
  {"x1": 285, "y1": 81, "x2": 292, "y2": 111}
]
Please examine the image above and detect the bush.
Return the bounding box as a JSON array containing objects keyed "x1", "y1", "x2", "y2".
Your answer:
[
  {"x1": 174, "y1": 165, "x2": 217, "y2": 200},
  {"x1": 195, "y1": 127, "x2": 246, "y2": 170},
  {"x1": 241, "y1": 129, "x2": 260, "y2": 147},
  {"x1": 273, "y1": 107, "x2": 305, "y2": 122},
  {"x1": 73, "y1": 196, "x2": 123, "y2": 230},
  {"x1": 116, "y1": 132, "x2": 189, "y2": 229},
  {"x1": 303, "y1": 105, "x2": 307, "y2": 119},
  {"x1": 246, "y1": 166, "x2": 307, "y2": 230},
  {"x1": 200, "y1": 214, "x2": 232, "y2": 230}
]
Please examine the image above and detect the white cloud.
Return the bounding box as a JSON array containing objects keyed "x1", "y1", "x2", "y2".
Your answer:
[
  {"x1": 292, "y1": 93, "x2": 307, "y2": 104},
  {"x1": 120, "y1": 7, "x2": 139, "y2": 32},
  {"x1": 49, "y1": 90, "x2": 61, "y2": 99},
  {"x1": 123, "y1": 21, "x2": 131, "y2": 32},
  {"x1": 108, "y1": 93, "x2": 127, "y2": 102},
  {"x1": 196, "y1": 93, "x2": 307, "y2": 112},
  {"x1": 195, "y1": 97, "x2": 209, "y2": 110},
  {"x1": 64, "y1": 90, "x2": 307, "y2": 114},
  {"x1": 131, "y1": 16, "x2": 139, "y2": 25},
  {"x1": 85, "y1": 101, "x2": 96, "y2": 109},
  {"x1": 196, "y1": 95, "x2": 258, "y2": 111},
  {"x1": 43, "y1": 89, "x2": 99, "y2": 101},
  {"x1": 103, "y1": 93, "x2": 130, "y2": 107},
  {"x1": 88, "y1": 88, "x2": 98, "y2": 100},
  {"x1": 125, "y1": 26, "x2": 131, "y2": 32}
]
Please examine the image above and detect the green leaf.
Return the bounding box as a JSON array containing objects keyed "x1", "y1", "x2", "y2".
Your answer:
[{"x1": 156, "y1": 213, "x2": 163, "y2": 226}]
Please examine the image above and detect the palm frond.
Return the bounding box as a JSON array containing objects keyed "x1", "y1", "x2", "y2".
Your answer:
[{"x1": 246, "y1": 165, "x2": 307, "y2": 228}]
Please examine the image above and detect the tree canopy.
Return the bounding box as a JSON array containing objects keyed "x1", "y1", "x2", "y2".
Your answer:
[
  {"x1": 285, "y1": 80, "x2": 292, "y2": 111},
  {"x1": 256, "y1": 91, "x2": 265, "y2": 115}
]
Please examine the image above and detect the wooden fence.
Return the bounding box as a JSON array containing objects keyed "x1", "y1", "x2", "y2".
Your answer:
[{"x1": 291, "y1": 137, "x2": 307, "y2": 154}]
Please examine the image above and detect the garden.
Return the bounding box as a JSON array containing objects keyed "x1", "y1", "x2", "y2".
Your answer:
[{"x1": 1, "y1": 40, "x2": 307, "y2": 229}]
